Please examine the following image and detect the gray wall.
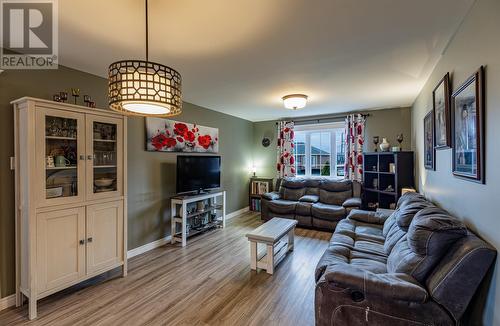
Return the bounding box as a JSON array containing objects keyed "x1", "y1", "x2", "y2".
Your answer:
[
  {"x1": 127, "y1": 105, "x2": 253, "y2": 249},
  {"x1": 252, "y1": 107, "x2": 412, "y2": 182},
  {"x1": 411, "y1": 1, "x2": 499, "y2": 324},
  {"x1": 0, "y1": 66, "x2": 253, "y2": 298}
]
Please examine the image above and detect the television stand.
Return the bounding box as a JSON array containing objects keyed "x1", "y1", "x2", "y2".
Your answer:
[{"x1": 170, "y1": 190, "x2": 226, "y2": 247}]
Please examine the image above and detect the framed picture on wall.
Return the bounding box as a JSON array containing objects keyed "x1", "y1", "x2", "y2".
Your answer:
[
  {"x1": 451, "y1": 66, "x2": 485, "y2": 183},
  {"x1": 145, "y1": 117, "x2": 219, "y2": 153},
  {"x1": 424, "y1": 111, "x2": 435, "y2": 170},
  {"x1": 433, "y1": 73, "x2": 451, "y2": 149}
]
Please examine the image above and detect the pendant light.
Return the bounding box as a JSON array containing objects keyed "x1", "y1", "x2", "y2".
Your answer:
[{"x1": 108, "y1": 0, "x2": 182, "y2": 117}]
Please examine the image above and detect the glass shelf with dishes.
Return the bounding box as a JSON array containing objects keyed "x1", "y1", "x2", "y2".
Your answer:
[
  {"x1": 45, "y1": 115, "x2": 79, "y2": 199},
  {"x1": 93, "y1": 121, "x2": 118, "y2": 194}
]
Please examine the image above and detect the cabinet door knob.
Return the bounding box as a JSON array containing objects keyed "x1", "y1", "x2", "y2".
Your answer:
[
  {"x1": 87, "y1": 155, "x2": 93, "y2": 160},
  {"x1": 87, "y1": 237, "x2": 93, "y2": 243},
  {"x1": 79, "y1": 155, "x2": 85, "y2": 160},
  {"x1": 79, "y1": 239, "x2": 85, "y2": 245}
]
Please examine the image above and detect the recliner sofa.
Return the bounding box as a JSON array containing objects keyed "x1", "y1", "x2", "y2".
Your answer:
[
  {"x1": 315, "y1": 192, "x2": 496, "y2": 325},
  {"x1": 261, "y1": 178, "x2": 362, "y2": 231}
]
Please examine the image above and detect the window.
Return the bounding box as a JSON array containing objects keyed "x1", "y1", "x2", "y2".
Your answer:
[{"x1": 293, "y1": 123, "x2": 345, "y2": 178}]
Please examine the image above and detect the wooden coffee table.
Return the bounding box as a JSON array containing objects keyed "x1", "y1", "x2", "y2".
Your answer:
[{"x1": 246, "y1": 217, "x2": 298, "y2": 274}]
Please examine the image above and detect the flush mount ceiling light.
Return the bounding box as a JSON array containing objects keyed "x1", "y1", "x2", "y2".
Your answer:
[
  {"x1": 108, "y1": 0, "x2": 182, "y2": 117},
  {"x1": 282, "y1": 94, "x2": 308, "y2": 110}
]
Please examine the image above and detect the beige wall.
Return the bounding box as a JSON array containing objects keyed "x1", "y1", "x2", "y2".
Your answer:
[
  {"x1": 0, "y1": 66, "x2": 253, "y2": 298},
  {"x1": 252, "y1": 107, "x2": 412, "y2": 182},
  {"x1": 411, "y1": 1, "x2": 500, "y2": 324}
]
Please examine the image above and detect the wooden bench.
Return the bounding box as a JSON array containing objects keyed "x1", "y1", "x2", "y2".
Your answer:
[{"x1": 246, "y1": 217, "x2": 298, "y2": 274}]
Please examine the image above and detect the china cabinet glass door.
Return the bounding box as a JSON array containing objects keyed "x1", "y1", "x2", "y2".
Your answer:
[
  {"x1": 86, "y1": 116, "x2": 123, "y2": 199},
  {"x1": 36, "y1": 108, "x2": 86, "y2": 206}
]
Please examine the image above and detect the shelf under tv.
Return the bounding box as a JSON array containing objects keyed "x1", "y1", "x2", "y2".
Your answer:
[
  {"x1": 172, "y1": 220, "x2": 223, "y2": 240},
  {"x1": 170, "y1": 190, "x2": 226, "y2": 247}
]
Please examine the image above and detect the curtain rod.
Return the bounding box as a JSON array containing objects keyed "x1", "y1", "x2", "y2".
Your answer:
[{"x1": 275, "y1": 112, "x2": 370, "y2": 125}]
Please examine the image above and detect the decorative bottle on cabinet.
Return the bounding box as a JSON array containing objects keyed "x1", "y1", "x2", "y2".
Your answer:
[{"x1": 12, "y1": 97, "x2": 128, "y2": 320}]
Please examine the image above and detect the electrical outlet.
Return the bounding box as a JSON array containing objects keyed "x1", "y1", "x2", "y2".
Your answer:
[{"x1": 10, "y1": 157, "x2": 15, "y2": 170}]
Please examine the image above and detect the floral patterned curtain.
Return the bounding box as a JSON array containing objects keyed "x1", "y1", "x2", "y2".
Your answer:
[
  {"x1": 276, "y1": 121, "x2": 296, "y2": 178},
  {"x1": 344, "y1": 114, "x2": 366, "y2": 182}
]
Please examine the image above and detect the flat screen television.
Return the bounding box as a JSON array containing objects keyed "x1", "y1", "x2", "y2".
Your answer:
[{"x1": 176, "y1": 155, "x2": 221, "y2": 194}]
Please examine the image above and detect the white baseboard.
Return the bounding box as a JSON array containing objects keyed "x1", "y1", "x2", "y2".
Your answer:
[
  {"x1": 0, "y1": 294, "x2": 15, "y2": 311},
  {"x1": 127, "y1": 235, "x2": 172, "y2": 259},
  {"x1": 127, "y1": 206, "x2": 250, "y2": 259},
  {"x1": 226, "y1": 206, "x2": 250, "y2": 219}
]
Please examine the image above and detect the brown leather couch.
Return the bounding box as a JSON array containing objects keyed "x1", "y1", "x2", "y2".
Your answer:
[
  {"x1": 315, "y1": 192, "x2": 496, "y2": 325},
  {"x1": 261, "y1": 178, "x2": 362, "y2": 231}
]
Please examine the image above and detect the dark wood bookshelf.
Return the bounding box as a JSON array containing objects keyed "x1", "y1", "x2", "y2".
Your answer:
[
  {"x1": 249, "y1": 177, "x2": 273, "y2": 212},
  {"x1": 363, "y1": 151, "x2": 414, "y2": 210}
]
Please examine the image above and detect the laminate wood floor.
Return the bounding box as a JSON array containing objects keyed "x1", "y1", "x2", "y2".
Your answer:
[{"x1": 0, "y1": 212, "x2": 331, "y2": 326}]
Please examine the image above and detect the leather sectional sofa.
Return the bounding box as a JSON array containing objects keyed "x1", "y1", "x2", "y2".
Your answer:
[
  {"x1": 315, "y1": 192, "x2": 496, "y2": 325},
  {"x1": 261, "y1": 178, "x2": 362, "y2": 231}
]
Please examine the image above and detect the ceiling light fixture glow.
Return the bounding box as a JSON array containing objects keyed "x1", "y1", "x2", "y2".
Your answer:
[
  {"x1": 282, "y1": 94, "x2": 308, "y2": 110},
  {"x1": 108, "y1": 0, "x2": 182, "y2": 117}
]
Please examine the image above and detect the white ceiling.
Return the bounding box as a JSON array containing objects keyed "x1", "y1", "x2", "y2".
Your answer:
[{"x1": 59, "y1": 0, "x2": 474, "y2": 121}]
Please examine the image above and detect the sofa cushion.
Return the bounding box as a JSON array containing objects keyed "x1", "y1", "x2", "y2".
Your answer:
[
  {"x1": 382, "y1": 203, "x2": 434, "y2": 255},
  {"x1": 382, "y1": 212, "x2": 397, "y2": 237},
  {"x1": 304, "y1": 178, "x2": 321, "y2": 195},
  {"x1": 318, "y1": 179, "x2": 353, "y2": 206},
  {"x1": 342, "y1": 197, "x2": 362, "y2": 208},
  {"x1": 354, "y1": 240, "x2": 387, "y2": 258},
  {"x1": 335, "y1": 219, "x2": 384, "y2": 243},
  {"x1": 280, "y1": 177, "x2": 306, "y2": 189},
  {"x1": 408, "y1": 207, "x2": 467, "y2": 255},
  {"x1": 383, "y1": 223, "x2": 406, "y2": 255},
  {"x1": 296, "y1": 201, "x2": 313, "y2": 216},
  {"x1": 396, "y1": 191, "x2": 427, "y2": 209},
  {"x1": 279, "y1": 178, "x2": 306, "y2": 200},
  {"x1": 311, "y1": 203, "x2": 346, "y2": 221},
  {"x1": 262, "y1": 191, "x2": 280, "y2": 201},
  {"x1": 394, "y1": 200, "x2": 433, "y2": 231},
  {"x1": 299, "y1": 194, "x2": 319, "y2": 203},
  {"x1": 283, "y1": 187, "x2": 306, "y2": 201},
  {"x1": 315, "y1": 243, "x2": 387, "y2": 281},
  {"x1": 295, "y1": 214, "x2": 312, "y2": 226},
  {"x1": 348, "y1": 209, "x2": 387, "y2": 224},
  {"x1": 312, "y1": 217, "x2": 339, "y2": 230},
  {"x1": 266, "y1": 199, "x2": 296, "y2": 214},
  {"x1": 387, "y1": 207, "x2": 467, "y2": 283}
]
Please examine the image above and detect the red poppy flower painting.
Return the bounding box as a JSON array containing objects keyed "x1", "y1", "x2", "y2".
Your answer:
[
  {"x1": 197, "y1": 135, "x2": 212, "y2": 149},
  {"x1": 146, "y1": 118, "x2": 219, "y2": 153},
  {"x1": 151, "y1": 133, "x2": 168, "y2": 150}
]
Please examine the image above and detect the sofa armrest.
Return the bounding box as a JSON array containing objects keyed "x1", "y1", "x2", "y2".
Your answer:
[
  {"x1": 342, "y1": 197, "x2": 362, "y2": 208},
  {"x1": 262, "y1": 191, "x2": 280, "y2": 201},
  {"x1": 324, "y1": 264, "x2": 428, "y2": 303},
  {"x1": 299, "y1": 194, "x2": 319, "y2": 203},
  {"x1": 347, "y1": 209, "x2": 388, "y2": 224}
]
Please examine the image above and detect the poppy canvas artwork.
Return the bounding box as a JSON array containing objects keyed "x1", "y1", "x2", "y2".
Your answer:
[{"x1": 146, "y1": 117, "x2": 219, "y2": 153}]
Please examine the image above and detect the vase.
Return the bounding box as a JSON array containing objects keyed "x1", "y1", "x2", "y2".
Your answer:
[{"x1": 379, "y1": 138, "x2": 390, "y2": 152}]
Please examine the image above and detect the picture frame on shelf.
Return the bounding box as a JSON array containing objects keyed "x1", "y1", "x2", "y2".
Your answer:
[
  {"x1": 433, "y1": 72, "x2": 451, "y2": 149},
  {"x1": 424, "y1": 110, "x2": 435, "y2": 170},
  {"x1": 451, "y1": 66, "x2": 485, "y2": 183}
]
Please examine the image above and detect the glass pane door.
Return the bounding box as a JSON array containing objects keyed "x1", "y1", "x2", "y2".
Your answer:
[
  {"x1": 45, "y1": 115, "x2": 79, "y2": 199},
  {"x1": 92, "y1": 121, "x2": 118, "y2": 194},
  {"x1": 86, "y1": 116, "x2": 122, "y2": 200}
]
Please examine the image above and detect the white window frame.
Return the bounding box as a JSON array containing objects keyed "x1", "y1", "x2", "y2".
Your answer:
[{"x1": 294, "y1": 122, "x2": 345, "y2": 178}]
